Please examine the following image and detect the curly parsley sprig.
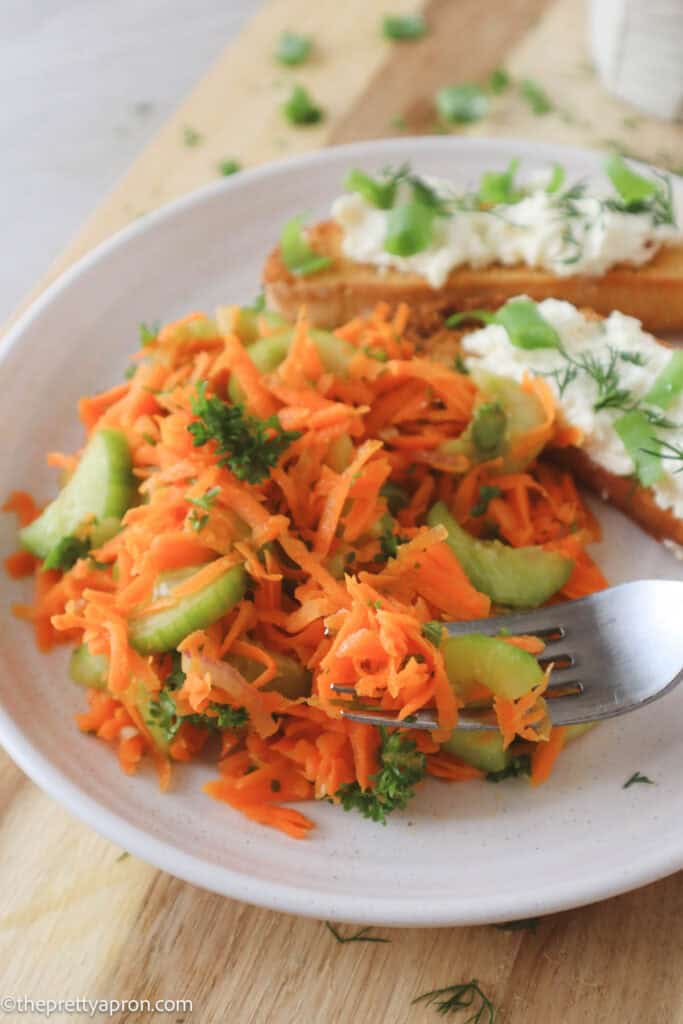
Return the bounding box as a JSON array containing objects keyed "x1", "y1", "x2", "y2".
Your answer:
[
  {"x1": 337, "y1": 727, "x2": 426, "y2": 824},
  {"x1": 188, "y1": 382, "x2": 300, "y2": 484}
]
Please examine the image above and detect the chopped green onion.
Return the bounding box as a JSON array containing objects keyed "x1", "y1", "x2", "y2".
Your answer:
[
  {"x1": 477, "y1": 159, "x2": 522, "y2": 206},
  {"x1": 447, "y1": 299, "x2": 562, "y2": 350},
  {"x1": 614, "y1": 410, "x2": 663, "y2": 486},
  {"x1": 382, "y1": 14, "x2": 427, "y2": 40},
  {"x1": 605, "y1": 152, "x2": 659, "y2": 206},
  {"x1": 435, "y1": 83, "x2": 489, "y2": 124},
  {"x1": 520, "y1": 78, "x2": 553, "y2": 114},
  {"x1": 282, "y1": 85, "x2": 324, "y2": 125},
  {"x1": 182, "y1": 125, "x2": 202, "y2": 147},
  {"x1": 471, "y1": 403, "x2": 507, "y2": 457},
  {"x1": 344, "y1": 169, "x2": 400, "y2": 209},
  {"x1": 546, "y1": 163, "x2": 565, "y2": 193},
  {"x1": 138, "y1": 321, "x2": 159, "y2": 347},
  {"x1": 421, "y1": 621, "x2": 444, "y2": 648},
  {"x1": 275, "y1": 31, "x2": 312, "y2": 66},
  {"x1": 217, "y1": 159, "x2": 241, "y2": 177},
  {"x1": 384, "y1": 200, "x2": 435, "y2": 256},
  {"x1": 645, "y1": 351, "x2": 683, "y2": 409},
  {"x1": 280, "y1": 216, "x2": 332, "y2": 275},
  {"x1": 488, "y1": 67, "x2": 510, "y2": 94}
]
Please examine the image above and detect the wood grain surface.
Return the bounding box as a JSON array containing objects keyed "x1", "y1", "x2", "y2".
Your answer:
[{"x1": 2, "y1": 1, "x2": 683, "y2": 1021}]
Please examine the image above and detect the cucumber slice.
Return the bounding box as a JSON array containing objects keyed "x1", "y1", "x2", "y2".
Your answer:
[
  {"x1": 128, "y1": 564, "x2": 246, "y2": 655},
  {"x1": 228, "y1": 327, "x2": 355, "y2": 404},
  {"x1": 442, "y1": 633, "x2": 544, "y2": 701},
  {"x1": 428, "y1": 501, "x2": 573, "y2": 608},
  {"x1": 69, "y1": 644, "x2": 109, "y2": 690},
  {"x1": 128, "y1": 679, "x2": 171, "y2": 753},
  {"x1": 225, "y1": 650, "x2": 311, "y2": 699},
  {"x1": 564, "y1": 722, "x2": 597, "y2": 743},
  {"x1": 20, "y1": 430, "x2": 135, "y2": 560},
  {"x1": 234, "y1": 307, "x2": 288, "y2": 344},
  {"x1": 439, "y1": 372, "x2": 549, "y2": 472},
  {"x1": 440, "y1": 729, "x2": 510, "y2": 774}
]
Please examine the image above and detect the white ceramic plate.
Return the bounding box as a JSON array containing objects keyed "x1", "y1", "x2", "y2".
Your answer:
[{"x1": 1, "y1": 138, "x2": 682, "y2": 927}]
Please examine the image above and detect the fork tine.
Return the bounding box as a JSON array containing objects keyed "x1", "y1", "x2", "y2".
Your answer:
[
  {"x1": 339, "y1": 708, "x2": 498, "y2": 732},
  {"x1": 444, "y1": 608, "x2": 567, "y2": 640}
]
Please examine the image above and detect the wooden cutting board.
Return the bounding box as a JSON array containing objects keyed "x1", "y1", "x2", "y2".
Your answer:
[{"x1": 2, "y1": 1, "x2": 683, "y2": 1021}]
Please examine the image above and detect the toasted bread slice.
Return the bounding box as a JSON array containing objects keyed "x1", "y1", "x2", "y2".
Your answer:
[
  {"x1": 424, "y1": 319, "x2": 683, "y2": 548},
  {"x1": 549, "y1": 446, "x2": 683, "y2": 548},
  {"x1": 263, "y1": 220, "x2": 683, "y2": 333}
]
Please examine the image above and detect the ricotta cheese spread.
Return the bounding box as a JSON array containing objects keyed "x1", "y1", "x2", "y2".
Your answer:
[{"x1": 332, "y1": 175, "x2": 678, "y2": 288}]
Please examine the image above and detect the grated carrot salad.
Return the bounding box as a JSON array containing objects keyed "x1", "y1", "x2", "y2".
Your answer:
[{"x1": 3, "y1": 303, "x2": 607, "y2": 838}]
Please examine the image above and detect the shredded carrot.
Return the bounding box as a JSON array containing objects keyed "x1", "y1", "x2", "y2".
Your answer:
[
  {"x1": 531, "y1": 726, "x2": 567, "y2": 785},
  {"x1": 4, "y1": 550, "x2": 38, "y2": 578},
  {"x1": 2, "y1": 490, "x2": 41, "y2": 526},
  {"x1": 5, "y1": 300, "x2": 608, "y2": 838}
]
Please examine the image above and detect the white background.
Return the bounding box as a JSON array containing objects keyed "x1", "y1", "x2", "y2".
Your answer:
[{"x1": 1, "y1": 0, "x2": 260, "y2": 324}]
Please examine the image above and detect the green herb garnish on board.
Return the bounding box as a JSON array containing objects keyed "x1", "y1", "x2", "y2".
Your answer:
[
  {"x1": 488, "y1": 68, "x2": 510, "y2": 94},
  {"x1": 182, "y1": 125, "x2": 203, "y2": 147},
  {"x1": 436, "y1": 83, "x2": 490, "y2": 124},
  {"x1": 279, "y1": 215, "x2": 332, "y2": 275},
  {"x1": 337, "y1": 727, "x2": 425, "y2": 823},
  {"x1": 412, "y1": 979, "x2": 495, "y2": 1022},
  {"x1": 623, "y1": 771, "x2": 655, "y2": 789},
  {"x1": 189, "y1": 381, "x2": 300, "y2": 484},
  {"x1": 520, "y1": 78, "x2": 553, "y2": 114},
  {"x1": 218, "y1": 159, "x2": 241, "y2": 177},
  {"x1": 382, "y1": 13, "x2": 427, "y2": 40},
  {"x1": 275, "y1": 31, "x2": 312, "y2": 66},
  {"x1": 325, "y1": 922, "x2": 390, "y2": 944},
  {"x1": 282, "y1": 84, "x2": 324, "y2": 125},
  {"x1": 495, "y1": 917, "x2": 539, "y2": 932}
]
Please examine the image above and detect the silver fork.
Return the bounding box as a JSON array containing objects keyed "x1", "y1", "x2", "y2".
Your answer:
[{"x1": 334, "y1": 579, "x2": 683, "y2": 732}]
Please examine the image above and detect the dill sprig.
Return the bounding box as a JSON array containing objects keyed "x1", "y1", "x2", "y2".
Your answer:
[
  {"x1": 623, "y1": 771, "x2": 655, "y2": 789},
  {"x1": 494, "y1": 917, "x2": 539, "y2": 932},
  {"x1": 642, "y1": 438, "x2": 683, "y2": 469},
  {"x1": 325, "y1": 922, "x2": 390, "y2": 944},
  {"x1": 412, "y1": 979, "x2": 495, "y2": 1022}
]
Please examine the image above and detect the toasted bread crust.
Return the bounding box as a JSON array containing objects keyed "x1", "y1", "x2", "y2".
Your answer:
[
  {"x1": 263, "y1": 221, "x2": 683, "y2": 547},
  {"x1": 549, "y1": 447, "x2": 683, "y2": 545},
  {"x1": 263, "y1": 220, "x2": 683, "y2": 333}
]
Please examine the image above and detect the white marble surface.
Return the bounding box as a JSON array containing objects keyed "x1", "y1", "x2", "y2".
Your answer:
[{"x1": 0, "y1": 0, "x2": 260, "y2": 324}]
